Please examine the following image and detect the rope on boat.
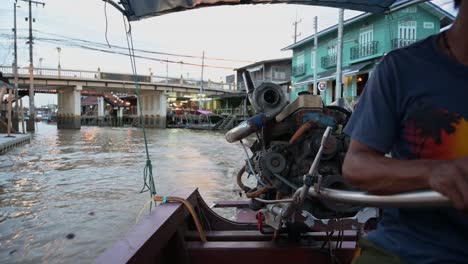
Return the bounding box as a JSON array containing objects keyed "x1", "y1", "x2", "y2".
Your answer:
[
  {"x1": 135, "y1": 199, "x2": 154, "y2": 224},
  {"x1": 122, "y1": 16, "x2": 157, "y2": 209},
  {"x1": 153, "y1": 196, "x2": 207, "y2": 242},
  {"x1": 135, "y1": 196, "x2": 207, "y2": 242}
]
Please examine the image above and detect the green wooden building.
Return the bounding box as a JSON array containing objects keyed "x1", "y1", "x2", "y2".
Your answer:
[{"x1": 283, "y1": 0, "x2": 454, "y2": 105}]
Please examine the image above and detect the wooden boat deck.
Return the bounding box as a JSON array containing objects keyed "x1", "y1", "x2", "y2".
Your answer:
[{"x1": 95, "y1": 188, "x2": 359, "y2": 264}]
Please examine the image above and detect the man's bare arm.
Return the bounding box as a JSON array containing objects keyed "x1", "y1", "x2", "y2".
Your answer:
[{"x1": 342, "y1": 140, "x2": 468, "y2": 210}]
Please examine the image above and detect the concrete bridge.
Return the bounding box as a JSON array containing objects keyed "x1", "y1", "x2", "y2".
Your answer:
[{"x1": 0, "y1": 65, "x2": 238, "y2": 130}]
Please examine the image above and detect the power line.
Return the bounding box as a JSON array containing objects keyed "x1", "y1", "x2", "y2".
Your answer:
[
  {"x1": 0, "y1": 33, "x2": 238, "y2": 69},
  {"x1": 6, "y1": 34, "x2": 237, "y2": 70},
  {"x1": 32, "y1": 29, "x2": 254, "y2": 63},
  {"x1": 1, "y1": 43, "x2": 13, "y2": 65}
]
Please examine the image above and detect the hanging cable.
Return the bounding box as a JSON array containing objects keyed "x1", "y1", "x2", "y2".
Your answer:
[
  {"x1": 104, "y1": 1, "x2": 111, "y2": 48},
  {"x1": 31, "y1": 29, "x2": 254, "y2": 63},
  {"x1": 122, "y1": 15, "x2": 157, "y2": 210}
]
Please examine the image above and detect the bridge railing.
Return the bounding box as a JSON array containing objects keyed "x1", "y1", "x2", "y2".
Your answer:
[
  {"x1": 0, "y1": 65, "x2": 238, "y2": 92},
  {"x1": 213, "y1": 107, "x2": 248, "y2": 117},
  {"x1": 0, "y1": 65, "x2": 98, "y2": 79}
]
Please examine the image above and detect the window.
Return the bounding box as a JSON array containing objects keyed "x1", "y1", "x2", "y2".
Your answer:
[
  {"x1": 293, "y1": 52, "x2": 306, "y2": 76},
  {"x1": 272, "y1": 67, "x2": 286, "y2": 80},
  {"x1": 359, "y1": 25, "x2": 374, "y2": 44},
  {"x1": 396, "y1": 20, "x2": 417, "y2": 48},
  {"x1": 358, "y1": 25, "x2": 374, "y2": 57},
  {"x1": 402, "y1": 6, "x2": 417, "y2": 13},
  {"x1": 328, "y1": 39, "x2": 337, "y2": 55},
  {"x1": 322, "y1": 39, "x2": 337, "y2": 68},
  {"x1": 423, "y1": 22, "x2": 434, "y2": 29},
  {"x1": 296, "y1": 52, "x2": 305, "y2": 65}
]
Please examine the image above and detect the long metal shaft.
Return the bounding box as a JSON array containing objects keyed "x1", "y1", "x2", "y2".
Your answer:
[
  {"x1": 307, "y1": 127, "x2": 332, "y2": 176},
  {"x1": 280, "y1": 127, "x2": 332, "y2": 219},
  {"x1": 307, "y1": 187, "x2": 450, "y2": 208}
]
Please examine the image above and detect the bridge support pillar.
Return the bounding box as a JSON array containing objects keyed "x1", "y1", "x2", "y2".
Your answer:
[
  {"x1": 137, "y1": 91, "x2": 166, "y2": 128},
  {"x1": 57, "y1": 86, "x2": 81, "y2": 129},
  {"x1": 117, "y1": 107, "x2": 124, "y2": 127},
  {"x1": 97, "y1": 96, "x2": 105, "y2": 126}
]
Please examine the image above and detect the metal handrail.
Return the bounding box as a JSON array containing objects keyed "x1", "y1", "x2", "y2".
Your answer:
[
  {"x1": 350, "y1": 41, "x2": 379, "y2": 60},
  {"x1": 321, "y1": 54, "x2": 337, "y2": 68},
  {"x1": 292, "y1": 64, "x2": 306, "y2": 76},
  {"x1": 391, "y1": 38, "x2": 417, "y2": 49}
]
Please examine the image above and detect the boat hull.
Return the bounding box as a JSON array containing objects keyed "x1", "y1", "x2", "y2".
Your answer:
[{"x1": 95, "y1": 188, "x2": 358, "y2": 264}]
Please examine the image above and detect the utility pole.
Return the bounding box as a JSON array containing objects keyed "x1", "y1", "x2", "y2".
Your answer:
[
  {"x1": 292, "y1": 16, "x2": 302, "y2": 43},
  {"x1": 57, "y1": 47, "x2": 61, "y2": 67},
  {"x1": 199, "y1": 51, "x2": 205, "y2": 110},
  {"x1": 12, "y1": 1, "x2": 19, "y2": 131},
  {"x1": 166, "y1": 58, "x2": 169, "y2": 83},
  {"x1": 335, "y1": 8, "x2": 344, "y2": 101},
  {"x1": 21, "y1": 0, "x2": 45, "y2": 132},
  {"x1": 313, "y1": 16, "x2": 318, "y2": 95}
]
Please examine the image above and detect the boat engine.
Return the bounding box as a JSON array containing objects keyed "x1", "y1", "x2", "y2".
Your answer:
[{"x1": 226, "y1": 73, "x2": 374, "y2": 235}]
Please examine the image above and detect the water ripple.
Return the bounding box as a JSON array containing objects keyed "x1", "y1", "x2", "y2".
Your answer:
[{"x1": 0, "y1": 123, "x2": 246, "y2": 263}]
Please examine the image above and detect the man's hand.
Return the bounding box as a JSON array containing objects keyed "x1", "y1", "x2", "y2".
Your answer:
[
  {"x1": 428, "y1": 157, "x2": 468, "y2": 211},
  {"x1": 344, "y1": 140, "x2": 468, "y2": 211}
]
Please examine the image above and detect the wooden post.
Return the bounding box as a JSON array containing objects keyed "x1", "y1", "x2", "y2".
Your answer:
[
  {"x1": 20, "y1": 98, "x2": 25, "y2": 134},
  {"x1": 7, "y1": 89, "x2": 13, "y2": 136},
  {"x1": 0, "y1": 84, "x2": 6, "y2": 101}
]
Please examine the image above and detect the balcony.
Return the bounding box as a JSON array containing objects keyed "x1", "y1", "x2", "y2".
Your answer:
[
  {"x1": 350, "y1": 41, "x2": 379, "y2": 60},
  {"x1": 292, "y1": 64, "x2": 306, "y2": 76},
  {"x1": 392, "y1": 38, "x2": 417, "y2": 49},
  {"x1": 321, "y1": 54, "x2": 337, "y2": 69}
]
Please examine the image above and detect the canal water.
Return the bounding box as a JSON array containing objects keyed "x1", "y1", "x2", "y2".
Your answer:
[{"x1": 0, "y1": 123, "x2": 252, "y2": 263}]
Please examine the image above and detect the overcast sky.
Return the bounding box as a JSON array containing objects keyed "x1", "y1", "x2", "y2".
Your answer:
[{"x1": 0, "y1": 0, "x2": 457, "y2": 106}]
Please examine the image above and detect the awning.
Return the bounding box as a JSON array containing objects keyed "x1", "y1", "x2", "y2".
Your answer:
[
  {"x1": 247, "y1": 65, "x2": 264, "y2": 72},
  {"x1": 81, "y1": 96, "x2": 98, "y2": 106},
  {"x1": 118, "y1": 0, "x2": 397, "y2": 21},
  {"x1": 293, "y1": 61, "x2": 374, "y2": 85},
  {"x1": 294, "y1": 69, "x2": 334, "y2": 85},
  {"x1": 343, "y1": 61, "x2": 375, "y2": 76}
]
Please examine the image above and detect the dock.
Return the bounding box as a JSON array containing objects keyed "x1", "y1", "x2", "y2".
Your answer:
[{"x1": 0, "y1": 134, "x2": 31, "y2": 154}]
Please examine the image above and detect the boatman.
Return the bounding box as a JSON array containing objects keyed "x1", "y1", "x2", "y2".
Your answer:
[{"x1": 343, "y1": 0, "x2": 468, "y2": 263}]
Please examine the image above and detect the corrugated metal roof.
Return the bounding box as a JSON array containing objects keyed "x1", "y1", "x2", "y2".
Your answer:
[{"x1": 235, "y1": 58, "x2": 291, "y2": 71}]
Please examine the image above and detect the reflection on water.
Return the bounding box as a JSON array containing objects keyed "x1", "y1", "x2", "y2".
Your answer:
[{"x1": 0, "y1": 123, "x2": 249, "y2": 263}]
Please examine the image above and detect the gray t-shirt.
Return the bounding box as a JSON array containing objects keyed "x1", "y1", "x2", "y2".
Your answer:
[{"x1": 344, "y1": 34, "x2": 468, "y2": 263}]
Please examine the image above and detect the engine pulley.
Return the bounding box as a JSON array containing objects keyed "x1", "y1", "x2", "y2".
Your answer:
[{"x1": 263, "y1": 152, "x2": 286, "y2": 174}]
